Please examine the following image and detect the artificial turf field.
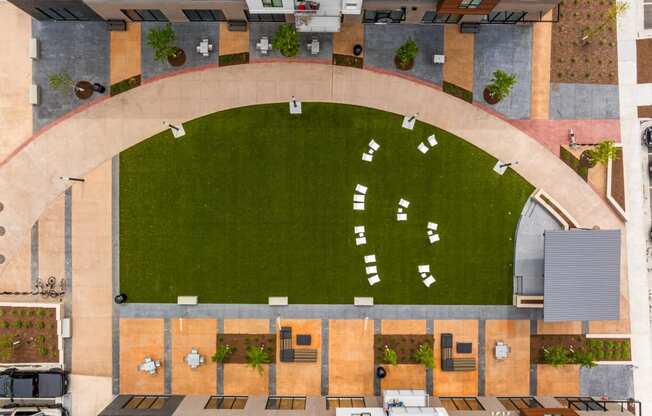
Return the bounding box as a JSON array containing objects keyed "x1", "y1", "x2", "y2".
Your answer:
[{"x1": 119, "y1": 103, "x2": 534, "y2": 304}]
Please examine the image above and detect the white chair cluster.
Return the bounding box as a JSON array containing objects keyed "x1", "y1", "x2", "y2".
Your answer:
[
  {"x1": 353, "y1": 184, "x2": 367, "y2": 211},
  {"x1": 417, "y1": 134, "x2": 438, "y2": 154},
  {"x1": 418, "y1": 264, "x2": 436, "y2": 287},
  {"x1": 396, "y1": 198, "x2": 410, "y2": 221},
  {"x1": 354, "y1": 225, "x2": 367, "y2": 246},
  {"x1": 427, "y1": 222, "x2": 440, "y2": 244},
  {"x1": 364, "y1": 254, "x2": 380, "y2": 286},
  {"x1": 362, "y1": 139, "x2": 380, "y2": 162}
]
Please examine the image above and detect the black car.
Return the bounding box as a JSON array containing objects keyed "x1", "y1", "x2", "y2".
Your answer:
[
  {"x1": 643, "y1": 126, "x2": 652, "y2": 147},
  {"x1": 0, "y1": 369, "x2": 68, "y2": 399}
]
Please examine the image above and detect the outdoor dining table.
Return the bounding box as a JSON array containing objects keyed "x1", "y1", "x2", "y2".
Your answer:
[
  {"x1": 186, "y1": 349, "x2": 204, "y2": 369},
  {"x1": 495, "y1": 341, "x2": 509, "y2": 360},
  {"x1": 140, "y1": 357, "x2": 157, "y2": 374}
]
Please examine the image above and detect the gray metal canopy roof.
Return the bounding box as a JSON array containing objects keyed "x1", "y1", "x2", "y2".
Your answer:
[{"x1": 543, "y1": 229, "x2": 620, "y2": 322}]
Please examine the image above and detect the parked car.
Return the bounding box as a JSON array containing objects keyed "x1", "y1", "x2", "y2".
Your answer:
[
  {"x1": 643, "y1": 126, "x2": 652, "y2": 147},
  {"x1": 0, "y1": 369, "x2": 68, "y2": 400},
  {"x1": 0, "y1": 406, "x2": 65, "y2": 416}
]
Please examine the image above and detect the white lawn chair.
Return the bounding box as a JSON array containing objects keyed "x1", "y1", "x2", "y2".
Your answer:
[
  {"x1": 354, "y1": 225, "x2": 365, "y2": 234},
  {"x1": 362, "y1": 153, "x2": 373, "y2": 162},
  {"x1": 353, "y1": 202, "x2": 365, "y2": 211},
  {"x1": 368, "y1": 275, "x2": 380, "y2": 286},
  {"x1": 423, "y1": 275, "x2": 436, "y2": 287},
  {"x1": 369, "y1": 139, "x2": 380, "y2": 151},
  {"x1": 427, "y1": 222, "x2": 438, "y2": 230},
  {"x1": 356, "y1": 237, "x2": 367, "y2": 246},
  {"x1": 417, "y1": 142, "x2": 429, "y2": 154},
  {"x1": 427, "y1": 134, "x2": 438, "y2": 147},
  {"x1": 398, "y1": 207, "x2": 404, "y2": 213},
  {"x1": 397, "y1": 213, "x2": 407, "y2": 221},
  {"x1": 364, "y1": 254, "x2": 376, "y2": 263},
  {"x1": 418, "y1": 264, "x2": 430, "y2": 273},
  {"x1": 398, "y1": 198, "x2": 410, "y2": 208},
  {"x1": 355, "y1": 184, "x2": 367, "y2": 194},
  {"x1": 429, "y1": 234, "x2": 440, "y2": 244},
  {"x1": 354, "y1": 194, "x2": 365, "y2": 202},
  {"x1": 365, "y1": 265, "x2": 378, "y2": 275}
]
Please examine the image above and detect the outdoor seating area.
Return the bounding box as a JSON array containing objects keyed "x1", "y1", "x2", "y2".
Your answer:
[
  {"x1": 195, "y1": 39, "x2": 213, "y2": 57},
  {"x1": 184, "y1": 348, "x2": 205, "y2": 369},
  {"x1": 280, "y1": 326, "x2": 318, "y2": 363},
  {"x1": 494, "y1": 340, "x2": 511, "y2": 360},
  {"x1": 441, "y1": 333, "x2": 476, "y2": 372},
  {"x1": 256, "y1": 36, "x2": 271, "y2": 55},
  {"x1": 139, "y1": 356, "x2": 161, "y2": 375}
]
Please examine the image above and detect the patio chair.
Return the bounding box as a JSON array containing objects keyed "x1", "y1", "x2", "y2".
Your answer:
[
  {"x1": 398, "y1": 198, "x2": 410, "y2": 208},
  {"x1": 355, "y1": 184, "x2": 367, "y2": 194},
  {"x1": 423, "y1": 275, "x2": 435, "y2": 287},
  {"x1": 365, "y1": 265, "x2": 378, "y2": 275},
  {"x1": 364, "y1": 254, "x2": 376, "y2": 264},
  {"x1": 397, "y1": 213, "x2": 407, "y2": 221},
  {"x1": 354, "y1": 225, "x2": 365, "y2": 234},
  {"x1": 199, "y1": 356, "x2": 205, "y2": 363},
  {"x1": 369, "y1": 139, "x2": 380, "y2": 151},
  {"x1": 427, "y1": 134, "x2": 438, "y2": 147},
  {"x1": 427, "y1": 222, "x2": 438, "y2": 230},
  {"x1": 356, "y1": 237, "x2": 367, "y2": 246},
  {"x1": 362, "y1": 153, "x2": 373, "y2": 162},
  {"x1": 429, "y1": 234, "x2": 440, "y2": 244},
  {"x1": 427, "y1": 230, "x2": 434, "y2": 236},
  {"x1": 418, "y1": 142, "x2": 429, "y2": 154},
  {"x1": 353, "y1": 202, "x2": 365, "y2": 211},
  {"x1": 418, "y1": 264, "x2": 430, "y2": 273},
  {"x1": 155, "y1": 360, "x2": 161, "y2": 367},
  {"x1": 354, "y1": 194, "x2": 365, "y2": 202},
  {"x1": 368, "y1": 275, "x2": 380, "y2": 286}
]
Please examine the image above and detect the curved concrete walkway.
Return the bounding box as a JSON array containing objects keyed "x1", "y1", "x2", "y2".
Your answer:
[{"x1": 0, "y1": 62, "x2": 623, "y2": 277}]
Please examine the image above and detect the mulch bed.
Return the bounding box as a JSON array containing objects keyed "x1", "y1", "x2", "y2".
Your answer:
[
  {"x1": 217, "y1": 334, "x2": 276, "y2": 364},
  {"x1": 333, "y1": 54, "x2": 364, "y2": 69},
  {"x1": 110, "y1": 75, "x2": 141, "y2": 97},
  {"x1": 636, "y1": 39, "x2": 652, "y2": 83},
  {"x1": 610, "y1": 148, "x2": 625, "y2": 209},
  {"x1": 0, "y1": 306, "x2": 59, "y2": 363},
  {"x1": 374, "y1": 334, "x2": 433, "y2": 364},
  {"x1": 531, "y1": 334, "x2": 631, "y2": 363},
  {"x1": 551, "y1": 0, "x2": 618, "y2": 84},
  {"x1": 219, "y1": 52, "x2": 250, "y2": 67}
]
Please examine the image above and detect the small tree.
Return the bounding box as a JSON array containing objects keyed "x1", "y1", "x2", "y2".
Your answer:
[
  {"x1": 246, "y1": 345, "x2": 271, "y2": 374},
  {"x1": 414, "y1": 343, "x2": 434, "y2": 369},
  {"x1": 147, "y1": 23, "x2": 178, "y2": 63},
  {"x1": 586, "y1": 140, "x2": 619, "y2": 166},
  {"x1": 543, "y1": 346, "x2": 570, "y2": 367},
  {"x1": 383, "y1": 346, "x2": 398, "y2": 367},
  {"x1": 582, "y1": 1, "x2": 628, "y2": 42},
  {"x1": 395, "y1": 38, "x2": 419, "y2": 67},
  {"x1": 487, "y1": 70, "x2": 517, "y2": 102},
  {"x1": 48, "y1": 72, "x2": 74, "y2": 92},
  {"x1": 272, "y1": 24, "x2": 299, "y2": 57},
  {"x1": 211, "y1": 344, "x2": 234, "y2": 363}
]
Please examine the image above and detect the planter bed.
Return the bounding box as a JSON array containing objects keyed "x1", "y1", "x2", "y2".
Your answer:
[
  {"x1": 610, "y1": 148, "x2": 625, "y2": 209},
  {"x1": 333, "y1": 54, "x2": 363, "y2": 69},
  {"x1": 0, "y1": 305, "x2": 59, "y2": 364},
  {"x1": 216, "y1": 334, "x2": 276, "y2": 364},
  {"x1": 374, "y1": 334, "x2": 433, "y2": 364},
  {"x1": 110, "y1": 75, "x2": 141, "y2": 97},
  {"x1": 531, "y1": 334, "x2": 631, "y2": 364},
  {"x1": 219, "y1": 52, "x2": 250, "y2": 67}
]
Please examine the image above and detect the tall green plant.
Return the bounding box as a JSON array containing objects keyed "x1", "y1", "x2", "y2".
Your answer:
[
  {"x1": 48, "y1": 72, "x2": 74, "y2": 92},
  {"x1": 146, "y1": 23, "x2": 178, "y2": 63},
  {"x1": 383, "y1": 346, "x2": 398, "y2": 367},
  {"x1": 543, "y1": 346, "x2": 570, "y2": 367},
  {"x1": 211, "y1": 344, "x2": 234, "y2": 363},
  {"x1": 246, "y1": 345, "x2": 271, "y2": 374},
  {"x1": 395, "y1": 38, "x2": 418, "y2": 66},
  {"x1": 272, "y1": 24, "x2": 299, "y2": 57},
  {"x1": 414, "y1": 343, "x2": 434, "y2": 369},
  {"x1": 487, "y1": 70, "x2": 517, "y2": 102},
  {"x1": 587, "y1": 140, "x2": 619, "y2": 165},
  {"x1": 0, "y1": 335, "x2": 15, "y2": 362}
]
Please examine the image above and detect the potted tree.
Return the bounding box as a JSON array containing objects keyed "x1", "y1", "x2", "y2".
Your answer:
[
  {"x1": 483, "y1": 70, "x2": 517, "y2": 105},
  {"x1": 245, "y1": 345, "x2": 271, "y2": 375},
  {"x1": 383, "y1": 345, "x2": 398, "y2": 367},
  {"x1": 48, "y1": 72, "x2": 98, "y2": 100},
  {"x1": 272, "y1": 24, "x2": 299, "y2": 57},
  {"x1": 394, "y1": 38, "x2": 418, "y2": 70},
  {"x1": 581, "y1": 139, "x2": 618, "y2": 168},
  {"x1": 147, "y1": 23, "x2": 186, "y2": 67}
]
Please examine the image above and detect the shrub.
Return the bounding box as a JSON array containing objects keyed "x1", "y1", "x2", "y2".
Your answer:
[
  {"x1": 0, "y1": 310, "x2": 4, "y2": 317},
  {"x1": 11, "y1": 310, "x2": 19, "y2": 317},
  {"x1": 38, "y1": 346, "x2": 49, "y2": 357},
  {"x1": 333, "y1": 54, "x2": 364, "y2": 69},
  {"x1": 48, "y1": 72, "x2": 74, "y2": 93},
  {"x1": 37, "y1": 310, "x2": 46, "y2": 318},
  {"x1": 414, "y1": 344, "x2": 434, "y2": 369},
  {"x1": 486, "y1": 70, "x2": 517, "y2": 102},
  {"x1": 272, "y1": 24, "x2": 299, "y2": 57},
  {"x1": 12, "y1": 321, "x2": 22, "y2": 329},
  {"x1": 36, "y1": 321, "x2": 45, "y2": 329},
  {"x1": 28, "y1": 310, "x2": 36, "y2": 317},
  {"x1": 543, "y1": 346, "x2": 570, "y2": 367},
  {"x1": 383, "y1": 346, "x2": 398, "y2": 367},
  {"x1": 571, "y1": 349, "x2": 597, "y2": 368},
  {"x1": 395, "y1": 38, "x2": 418, "y2": 67},
  {"x1": 25, "y1": 321, "x2": 33, "y2": 329},
  {"x1": 0, "y1": 321, "x2": 8, "y2": 329},
  {"x1": 586, "y1": 140, "x2": 618, "y2": 166},
  {"x1": 246, "y1": 345, "x2": 271, "y2": 374},
  {"x1": 443, "y1": 81, "x2": 473, "y2": 103},
  {"x1": 219, "y1": 52, "x2": 249, "y2": 67},
  {"x1": 36, "y1": 335, "x2": 46, "y2": 344},
  {"x1": 211, "y1": 344, "x2": 234, "y2": 363},
  {"x1": 0, "y1": 335, "x2": 14, "y2": 362},
  {"x1": 146, "y1": 23, "x2": 178, "y2": 63}
]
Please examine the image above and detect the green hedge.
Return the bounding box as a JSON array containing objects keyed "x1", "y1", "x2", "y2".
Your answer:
[
  {"x1": 333, "y1": 54, "x2": 363, "y2": 69},
  {"x1": 110, "y1": 75, "x2": 141, "y2": 97},
  {"x1": 219, "y1": 52, "x2": 249, "y2": 67},
  {"x1": 442, "y1": 81, "x2": 473, "y2": 103}
]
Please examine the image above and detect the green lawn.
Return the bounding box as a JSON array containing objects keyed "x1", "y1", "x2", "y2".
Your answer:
[{"x1": 119, "y1": 103, "x2": 533, "y2": 304}]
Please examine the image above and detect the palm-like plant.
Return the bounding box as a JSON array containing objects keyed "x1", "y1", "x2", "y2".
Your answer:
[
  {"x1": 211, "y1": 344, "x2": 234, "y2": 363},
  {"x1": 48, "y1": 72, "x2": 74, "y2": 92},
  {"x1": 395, "y1": 38, "x2": 418, "y2": 67},
  {"x1": 146, "y1": 23, "x2": 178, "y2": 63},
  {"x1": 383, "y1": 346, "x2": 398, "y2": 367},
  {"x1": 272, "y1": 24, "x2": 299, "y2": 57},
  {"x1": 246, "y1": 345, "x2": 271, "y2": 374},
  {"x1": 586, "y1": 140, "x2": 619, "y2": 166},
  {"x1": 487, "y1": 70, "x2": 517, "y2": 102},
  {"x1": 414, "y1": 343, "x2": 434, "y2": 369}
]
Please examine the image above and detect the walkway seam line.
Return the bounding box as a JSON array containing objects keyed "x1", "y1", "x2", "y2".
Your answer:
[
  {"x1": 111, "y1": 155, "x2": 120, "y2": 395},
  {"x1": 63, "y1": 187, "x2": 72, "y2": 374},
  {"x1": 30, "y1": 221, "x2": 38, "y2": 288}
]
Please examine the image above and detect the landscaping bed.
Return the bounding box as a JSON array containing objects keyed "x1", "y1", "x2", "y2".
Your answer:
[
  {"x1": 551, "y1": 0, "x2": 619, "y2": 84},
  {"x1": 219, "y1": 52, "x2": 250, "y2": 67},
  {"x1": 110, "y1": 75, "x2": 141, "y2": 97},
  {"x1": 374, "y1": 334, "x2": 433, "y2": 364},
  {"x1": 560, "y1": 145, "x2": 589, "y2": 181},
  {"x1": 216, "y1": 334, "x2": 276, "y2": 364},
  {"x1": 333, "y1": 54, "x2": 363, "y2": 69},
  {"x1": 610, "y1": 148, "x2": 625, "y2": 209},
  {"x1": 0, "y1": 305, "x2": 59, "y2": 363},
  {"x1": 443, "y1": 81, "x2": 473, "y2": 104},
  {"x1": 531, "y1": 334, "x2": 631, "y2": 364}
]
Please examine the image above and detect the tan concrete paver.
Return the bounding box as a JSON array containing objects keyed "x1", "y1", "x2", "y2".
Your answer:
[
  {"x1": 484, "y1": 320, "x2": 530, "y2": 396},
  {"x1": 120, "y1": 319, "x2": 165, "y2": 394},
  {"x1": 382, "y1": 364, "x2": 425, "y2": 390},
  {"x1": 223, "y1": 318, "x2": 270, "y2": 395},
  {"x1": 110, "y1": 22, "x2": 141, "y2": 84},
  {"x1": 71, "y1": 161, "x2": 113, "y2": 377},
  {"x1": 536, "y1": 364, "x2": 580, "y2": 396},
  {"x1": 531, "y1": 11, "x2": 552, "y2": 119},
  {"x1": 333, "y1": 15, "x2": 364, "y2": 56},
  {"x1": 223, "y1": 318, "x2": 269, "y2": 333},
  {"x1": 37, "y1": 195, "x2": 64, "y2": 285},
  {"x1": 219, "y1": 22, "x2": 249, "y2": 56},
  {"x1": 69, "y1": 375, "x2": 113, "y2": 416},
  {"x1": 276, "y1": 319, "x2": 322, "y2": 395},
  {"x1": 537, "y1": 321, "x2": 582, "y2": 335},
  {"x1": 0, "y1": 235, "x2": 32, "y2": 294},
  {"x1": 442, "y1": 25, "x2": 474, "y2": 91},
  {"x1": 329, "y1": 319, "x2": 374, "y2": 395},
  {"x1": 171, "y1": 318, "x2": 217, "y2": 395},
  {"x1": 433, "y1": 320, "x2": 478, "y2": 396},
  {"x1": 381, "y1": 320, "x2": 426, "y2": 335},
  {"x1": 0, "y1": 1, "x2": 32, "y2": 161}
]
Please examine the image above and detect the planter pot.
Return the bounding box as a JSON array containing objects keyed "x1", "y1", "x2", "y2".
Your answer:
[
  {"x1": 376, "y1": 366, "x2": 387, "y2": 378},
  {"x1": 168, "y1": 47, "x2": 186, "y2": 67},
  {"x1": 114, "y1": 293, "x2": 128, "y2": 304},
  {"x1": 394, "y1": 55, "x2": 414, "y2": 71},
  {"x1": 75, "y1": 81, "x2": 93, "y2": 100},
  {"x1": 483, "y1": 87, "x2": 500, "y2": 105},
  {"x1": 353, "y1": 44, "x2": 363, "y2": 56}
]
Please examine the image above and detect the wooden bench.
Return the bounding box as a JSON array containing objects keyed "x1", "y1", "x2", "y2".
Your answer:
[
  {"x1": 29, "y1": 85, "x2": 39, "y2": 105},
  {"x1": 228, "y1": 20, "x2": 247, "y2": 32},
  {"x1": 293, "y1": 349, "x2": 318, "y2": 362},
  {"x1": 354, "y1": 297, "x2": 373, "y2": 306},
  {"x1": 269, "y1": 296, "x2": 288, "y2": 306},
  {"x1": 29, "y1": 38, "x2": 39, "y2": 59},
  {"x1": 452, "y1": 358, "x2": 476, "y2": 371},
  {"x1": 177, "y1": 296, "x2": 198, "y2": 305}
]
